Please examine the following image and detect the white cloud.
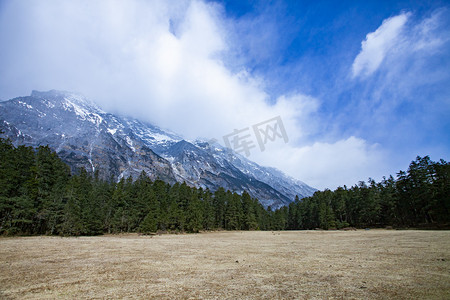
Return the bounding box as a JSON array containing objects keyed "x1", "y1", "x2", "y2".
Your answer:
[
  {"x1": 348, "y1": 8, "x2": 450, "y2": 139},
  {"x1": 252, "y1": 136, "x2": 386, "y2": 190},
  {"x1": 410, "y1": 9, "x2": 450, "y2": 52},
  {"x1": 352, "y1": 12, "x2": 410, "y2": 78}
]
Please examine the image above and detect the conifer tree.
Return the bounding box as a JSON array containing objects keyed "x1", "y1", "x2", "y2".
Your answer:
[
  {"x1": 186, "y1": 191, "x2": 203, "y2": 233},
  {"x1": 242, "y1": 191, "x2": 258, "y2": 230},
  {"x1": 213, "y1": 187, "x2": 226, "y2": 229}
]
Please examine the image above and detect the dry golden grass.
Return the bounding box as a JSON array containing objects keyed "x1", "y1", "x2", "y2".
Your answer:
[{"x1": 0, "y1": 230, "x2": 449, "y2": 299}]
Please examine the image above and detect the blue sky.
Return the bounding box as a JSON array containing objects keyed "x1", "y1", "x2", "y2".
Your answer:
[
  {"x1": 219, "y1": 0, "x2": 450, "y2": 146},
  {"x1": 0, "y1": 0, "x2": 449, "y2": 189}
]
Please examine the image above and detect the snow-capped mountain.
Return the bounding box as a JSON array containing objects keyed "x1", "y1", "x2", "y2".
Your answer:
[{"x1": 0, "y1": 90, "x2": 316, "y2": 207}]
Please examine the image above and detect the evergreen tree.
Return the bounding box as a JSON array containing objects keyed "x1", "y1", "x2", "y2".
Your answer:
[
  {"x1": 186, "y1": 191, "x2": 203, "y2": 233},
  {"x1": 201, "y1": 189, "x2": 215, "y2": 230},
  {"x1": 242, "y1": 191, "x2": 258, "y2": 230},
  {"x1": 138, "y1": 176, "x2": 159, "y2": 234},
  {"x1": 224, "y1": 192, "x2": 242, "y2": 230},
  {"x1": 61, "y1": 175, "x2": 83, "y2": 235},
  {"x1": 213, "y1": 187, "x2": 226, "y2": 229}
]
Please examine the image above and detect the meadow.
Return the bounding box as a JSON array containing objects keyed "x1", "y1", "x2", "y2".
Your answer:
[{"x1": 1, "y1": 230, "x2": 449, "y2": 299}]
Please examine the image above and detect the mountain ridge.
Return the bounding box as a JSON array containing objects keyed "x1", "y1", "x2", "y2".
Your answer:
[{"x1": 0, "y1": 90, "x2": 316, "y2": 207}]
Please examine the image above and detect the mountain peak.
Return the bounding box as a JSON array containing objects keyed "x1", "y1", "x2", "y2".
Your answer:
[
  {"x1": 30, "y1": 90, "x2": 101, "y2": 111},
  {"x1": 31, "y1": 89, "x2": 73, "y2": 98}
]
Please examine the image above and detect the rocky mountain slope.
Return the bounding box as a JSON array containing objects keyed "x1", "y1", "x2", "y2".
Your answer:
[{"x1": 0, "y1": 90, "x2": 316, "y2": 207}]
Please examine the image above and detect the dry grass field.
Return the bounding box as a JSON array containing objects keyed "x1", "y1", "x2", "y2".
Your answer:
[{"x1": 0, "y1": 230, "x2": 449, "y2": 299}]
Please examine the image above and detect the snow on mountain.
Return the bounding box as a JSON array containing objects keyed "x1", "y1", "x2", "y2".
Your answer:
[{"x1": 0, "y1": 90, "x2": 316, "y2": 207}]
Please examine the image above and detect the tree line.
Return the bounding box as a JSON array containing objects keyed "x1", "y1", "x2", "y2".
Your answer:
[
  {"x1": 0, "y1": 135, "x2": 448, "y2": 235},
  {"x1": 280, "y1": 156, "x2": 450, "y2": 230}
]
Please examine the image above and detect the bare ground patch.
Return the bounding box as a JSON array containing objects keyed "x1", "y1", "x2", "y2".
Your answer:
[{"x1": 0, "y1": 230, "x2": 449, "y2": 299}]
